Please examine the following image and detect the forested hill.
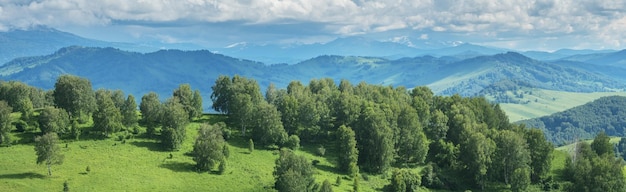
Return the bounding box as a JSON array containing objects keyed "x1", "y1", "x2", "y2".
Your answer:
[
  {"x1": 1, "y1": 46, "x2": 624, "y2": 110},
  {"x1": 520, "y1": 96, "x2": 626, "y2": 145}
]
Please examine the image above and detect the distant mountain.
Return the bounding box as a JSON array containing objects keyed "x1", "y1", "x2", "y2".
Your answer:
[
  {"x1": 429, "y1": 52, "x2": 625, "y2": 96},
  {"x1": 0, "y1": 26, "x2": 203, "y2": 65},
  {"x1": 559, "y1": 49, "x2": 626, "y2": 67},
  {"x1": 520, "y1": 96, "x2": 626, "y2": 145},
  {"x1": 214, "y1": 36, "x2": 422, "y2": 64},
  {"x1": 1, "y1": 47, "x2": 624, "y2": 110}
]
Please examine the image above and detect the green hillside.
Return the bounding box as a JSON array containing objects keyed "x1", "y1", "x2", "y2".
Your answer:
[
  {"x1": 519, "y1": 96, "x2": 626, "y2": 145},
  {"x1": 496, "y1": 89, "x2": 626, "y2": 122},
  {"x1": 0, "y1": 115, "x2": 386, "y2": 192}
]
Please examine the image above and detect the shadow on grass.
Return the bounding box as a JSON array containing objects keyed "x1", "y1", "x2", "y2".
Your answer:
[
  {"x1": 129, "y1": 141, "x2": 164, "y2": 152},
  {"x1": 159, "y1": 161, "x2": 196, "y2": 173},
  {"x1": 12, "y1": 132, "x2": 37, "y2": 145},
  {"x1": 0, "y1": 172, "x2": 46, "y2": 179},
  {"x1": 314, "y1": 163, "x2": 341, "y2": 175}
]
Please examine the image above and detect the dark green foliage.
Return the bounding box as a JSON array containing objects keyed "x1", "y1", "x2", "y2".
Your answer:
[
  {"x1": 192, "y1": 124, "x2": 225, "y2": 172},
  {"x1": 564, "y1": 138, "x2": 626, "y2": 192},
  {"x1": 336, "y1": 176, "x2": 342, "y2": 186},
  {"x1": 354, "y1": 103, "x2": 394, "y2": 174},
  {"x1": 0, "y1": 101, "x2": 13, "y2": 146},
  {"x1": 286, "y1": 135, "x2": 300, "y2": 150},
  {"x1": 395, "y1": 105, "x2": 429, "y2": 165},
  {"x1": 93, "y1": 89, "x2": 123, "y2": 137},
  {"x1": 336, "y1": 125, "x2": 359, "y2": 176},
  {"x1": 425, "y1": 110, "x2": 448, "y2": 141},
  {"x1": 86, "y1": 165, "x2": 91, "y2": 174},
  {"x1": 160, "y1": 99, "x2": 189, "y2": 151},
  {"x1": 140, "y1": 92, "x2": 162, "y2": 136},
  {"x1": 491, "y1": 130, "x2": 530, "y2": 185},
  {"x1": 274, "y1": 149, "x2": 316, "y2": 192},
  {"x1": 37, "y1": 107, "x2": 70, "y2": 134},
  {"x1": 222, "y1": 144, "x2": 230, "y2": 158},
  {"x1": 510, "y1": 167, "x2": 530, "y2": 192},
  {"x1": 390, "y1": 168, "x2": 421, "y2": 192},
  {"x1": 353, "y1": 176, "x2": 359, "y2": 192},
  {"x1": 590, "y1": 131, "x2": 613, "y2": 157},
  {"x1": 34, "y1": 132, "x2": 64, "y2": 176},
  {"x1": 420, "y1": 163, "x2": 444, "y2": 189},
  {"x1": 211, "y1": 75, "x2": 263, "y2": 137},
  {"x1": 53, "y1": 75, "x2": 96, "y2": 121},
  {"x1": 520, "y1": 96, "x2": 626, "y2": 145},
  {"x1": 320, "y1": 179, "x2": 333, "y2": 192},
  {"x1": 248, "y1": 139, "x2": 254, "y2": 153},
  {"x1": 63, "y1": 180, "x2": 69, "y2": 192},
  {"x1": 251, "y1": 102, "x2": 287, "y2": 147},
  {"x1": 525, "y1": 128, "x2": 553, "y2": 183},
  {"x1": 121, "y1": 94, "x2": 138, "y2": 128},
  {"x1": 459, "y1": 131, "x2": 495, "y2": 190},
  {"x1": 617, "y1": 137, "x2": 626, "y2": 160}
]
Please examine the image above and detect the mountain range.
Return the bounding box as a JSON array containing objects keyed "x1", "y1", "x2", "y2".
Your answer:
[{"x1": 1, "y1": 45, "x2": 625, "y2": 111}]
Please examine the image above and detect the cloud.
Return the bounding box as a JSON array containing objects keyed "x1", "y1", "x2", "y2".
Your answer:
[{"x1": 0, "y1": 0, "x2": 625, "y2": 49}]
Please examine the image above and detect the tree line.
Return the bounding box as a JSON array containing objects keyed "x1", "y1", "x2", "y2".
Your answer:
[
  {"x1": 2, "y1": 74, "x2": 623, "y2": 191},
  {"x1": 209, "y1": 75, "x2": 558, "y2": 191}
]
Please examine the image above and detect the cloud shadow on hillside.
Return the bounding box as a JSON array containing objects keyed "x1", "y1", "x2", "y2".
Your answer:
[
  {"x1": 129, "y1": 141, "x2": 163, "y2": 152},
  {"x1": 0, "y1": 172, "x2": 46, "y2": 179},
  {"x1": 159, "y1": 161, "x2": 196, "y2": 173}
]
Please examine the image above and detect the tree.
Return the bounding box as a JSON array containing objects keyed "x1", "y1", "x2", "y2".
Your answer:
[
  {"x1": 336, "y1": 125, "x2": 359, "y2": 176},
  {"x1": 160, "y1": 99, "x2": 189, "y2": 151},
  {"x1": 211, "y1": 75, "x2": 263, "y2": 136},
  {"x1": 286, "y1": 135, "x2": 300, "y2": 150},
  {"x1": 510, "y1": 167, "x2": 530, "y2": 192},
  {"x1": 395, "y1": 106, "x2": 429, "y2": 165},
  {"x1": 121, "y1": 94, "x2": 138, "y2": 128},
  {"x1": 37, "y1": 107, "x2": 70, "y2": 134},
  {"x1": 173, "y1": 84, "x2": 202, "y2": 120},
  {"x1": 354, "y1": 103, "x2": 394, "y2": 173},
  {"x1": 591, "y1": 131, "x2": 613, "y2": 157},
  {"x1": 459, "y1": 131, "x2": 495, "y2": 190},
  {"x1": 34, "y1": 132, "x2": 64, "y2": 176},
  {"x1": 525, "y1": 128, "x2": 553, "y2": 183},
  {"x1": 140, "y1": 92, "x2": 162, "y2": 136},
  {"x1": 53, "y1": 75, "x2": 96, "y2": 121},
  {"x1": 492, "y1": 130, "x2": 530, "y2": 185},
  {"x1": 320, "y1": 179, "x2": 333, "y2": 192},
  {"x1": 192, "y1": 124, "x2": 226, "y2": 172},
  {"x1": 424, "y1": 110, "x2": 448, "y2": 141},
  {"x1": 274, "y1": 149, "x2": 316, "y2": 192},
  {"x1": 93, "y1": 90, "x2": 123, "y2": 137},
  {"x1": 0, "y1": 101, "x2": 12, "y2": 146},
  {"x1": 251, "y1": 102, "x2": 288, "y2": 147}
]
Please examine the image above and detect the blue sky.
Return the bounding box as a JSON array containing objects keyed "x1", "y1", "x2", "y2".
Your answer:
[{"x1": 1, "y1": 0, "x2": 625, "y2": 51}]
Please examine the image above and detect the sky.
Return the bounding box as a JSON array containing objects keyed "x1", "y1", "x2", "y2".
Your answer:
[{"x1": 1, "y1": 0, "x2": 625, "y2": 51}]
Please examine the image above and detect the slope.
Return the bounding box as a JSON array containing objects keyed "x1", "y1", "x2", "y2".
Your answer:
[{"x1": 519, "y1": 96, "x2": 626, "y2": 145}]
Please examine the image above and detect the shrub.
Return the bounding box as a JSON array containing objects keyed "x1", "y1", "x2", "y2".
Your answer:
[
  {"x1": 317, "y1": 145, "x2": 326, "y2": 156},
  {"x1": 286, "y1": 135, "x2": 300, "y2": 150}
]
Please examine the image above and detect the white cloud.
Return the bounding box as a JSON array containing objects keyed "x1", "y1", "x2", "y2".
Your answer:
[{"x1": 0, "y1": 0, "x2": 625, "y2": 49}]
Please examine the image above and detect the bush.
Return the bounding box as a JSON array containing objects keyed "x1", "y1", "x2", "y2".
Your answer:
[
  {"x1": 218, "y1": 159, "x2": 227, "y2": 175},
  {"x1": 390, "y1": 168, "x2": 421, "y2": 192},
  {"x1": 317, "y1": 145, "x2": 326, "y2": 156},
  {"x1": 336, "y1": 176, "x2": 342, "y2": 186},
  {"x1": 222, "y1": 145, "x2": 230, "y2": 158},
  {"x1": 312, "y1": 160, "x2": 320, "y2": 165},
  {"x1": 286, "y1": 135, "x2": 300, "y2": 150}
]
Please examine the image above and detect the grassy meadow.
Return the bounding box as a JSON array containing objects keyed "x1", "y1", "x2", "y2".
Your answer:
[{"x1": 0, "y1": 114, "x2": 396, "y2": 192}]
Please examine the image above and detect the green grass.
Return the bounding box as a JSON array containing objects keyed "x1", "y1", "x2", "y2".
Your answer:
[
  {"x1": 497, "y1": 89, "x2": 626, "y2": 122},
  {"x1": 0, "y1": 114, "x2": 388, "y2": 192}
]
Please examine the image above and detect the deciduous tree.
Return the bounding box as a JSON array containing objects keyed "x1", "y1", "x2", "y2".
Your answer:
[
  {"x1": 140, "y1": 92, "x2": 162, "y2": 136},
  {"x1": 160, "y1": 99, "x2": 189, "y2": 150},
  {"x1": 93, "y1": 90, "x2": 123, "y2": 137},
  {"x1": 0, "y1": 101, "x2": 12, "y2": 146},
  {"x1": 274, "y1": 149, "x2": 316, "y2": 192},
  {"x1": 34, "y1": 132, "x2": 64, "y2": 176},
  {"x1": 53, "y1": 75, "x2": 96, "y2": 121},
  {"x1": 193, "y1": 124, "x2": 225, "y2": 172}
]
